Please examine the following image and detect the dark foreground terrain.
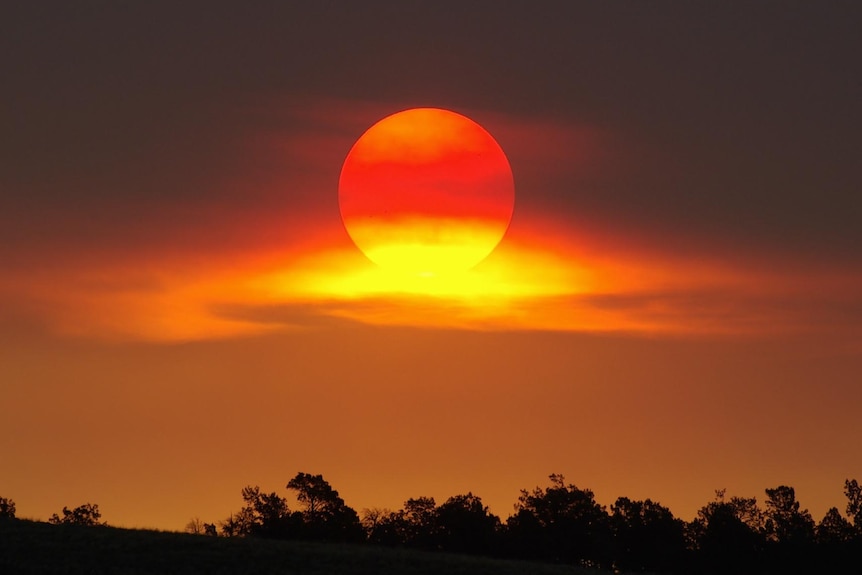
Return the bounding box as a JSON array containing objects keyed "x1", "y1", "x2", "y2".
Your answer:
[{"x1": 0, "y1": 519, "x2": 605, "y2": 575}]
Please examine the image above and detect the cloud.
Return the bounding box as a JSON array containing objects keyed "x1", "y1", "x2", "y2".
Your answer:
[
  {"x1": 577, "y1": 289, "x2": 862, "y2": 339},
  {"x1": 211, "y1": 301, "x2": 366, "y2": 330}
]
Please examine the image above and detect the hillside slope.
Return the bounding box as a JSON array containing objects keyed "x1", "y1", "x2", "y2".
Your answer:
[{"x1": 0, "y1": 520, "x2": 606, "y2": 575}]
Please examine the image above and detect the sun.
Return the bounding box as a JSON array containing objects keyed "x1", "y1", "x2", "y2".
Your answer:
[{"x1": 338, "y1": 108, "x2": 515, "y2": 276}]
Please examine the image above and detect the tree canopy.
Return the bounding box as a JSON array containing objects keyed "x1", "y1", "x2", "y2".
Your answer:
[{"x1": 285, "y1": 472, "x2": 364, "y2": 542}]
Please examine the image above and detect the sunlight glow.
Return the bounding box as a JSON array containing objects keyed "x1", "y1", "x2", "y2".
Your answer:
[
  {"x1": 15, "y1": 223, "x2": 861, "y2": 342},
  {"x1": 263, "y1": 246, "x2": 589, "y2": 302},
  {"x1": 343, "y1": 217, "x2": 512, "y2": 276}
]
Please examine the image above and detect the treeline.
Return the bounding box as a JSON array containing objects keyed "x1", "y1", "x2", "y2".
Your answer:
[
  {"x1": 198, "y1": 473, "x2": 862, "y2": 574},
  {"x1": 3, "y1": 475, "x2": 861, "y2": 574}
]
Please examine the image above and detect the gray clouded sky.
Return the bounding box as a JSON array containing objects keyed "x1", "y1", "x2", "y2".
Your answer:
[{"x1": 3, "y1": 1, "x2": 860, "y2": 267}]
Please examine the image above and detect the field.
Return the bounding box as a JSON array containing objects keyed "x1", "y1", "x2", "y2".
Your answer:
[{"x1": 0, "y1": 519, "x2": 606, "y2": 575}]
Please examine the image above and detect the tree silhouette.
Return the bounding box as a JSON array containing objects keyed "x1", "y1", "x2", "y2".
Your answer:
[
  {"x1": 287, "y1": 473, "x2": 334, "y2": 524},
  {"x1": 763, "y1": 485, "x2": 815, "y2": 544},
  {"x1": 239, "y1": 485, "x2": 296, "y2": 539},
  {"x1": 185, "y1": 517, "x2": 205, "y2": 534},
  {"x1": 845, "y1": 478, "x2": 862, "y2": 529},
  {"x1": 816, "y1": 507, "x2": 855, "y2": 545},
  {"x1": 286, "y1": 472, "x2": 363, "y2": 542},
  {"x1": 218, "y1": 507, "x2": 256, "y2": 537},
  {"x1": 759, "y1": 486, "x2": 817, "y2": 572},
  {"x1": 401, "y1": 496, "x2": 438, "y2": 548},
  {"x1": 0, "y1": 496, "x2": 15, "y2": 520},
  {"x1": 508, "y1": 474, "x2": 612, "y2": 567},
  {"x1": 185, "y1": 517, "x2": 218, "y2": 536},
  {"x1": 434, "y1": 493, "x2": 500, "y2": 555},
  {"x1": 691, "y1": 490, "x2": 765, "y2": 573},
  {"x1": 48, "y1": 503, "x2": 104, "y2": 526},
  {"x1": 360, "y1": 507, "x2": 395, "y2": 544},
  {"x1": 610, "y1": 496, "x2": 687, "y2": 573},
  {"x1": 361, "y1": 497, "x2": 438, "y2": 548}
]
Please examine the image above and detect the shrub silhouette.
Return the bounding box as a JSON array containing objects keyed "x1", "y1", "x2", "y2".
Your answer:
[
  {"x1": 48, "y1": 503, "x2": 104, "y2": 526},
  {"x1": 0, "y1": 496, "x2": 16, "y2": 520}
]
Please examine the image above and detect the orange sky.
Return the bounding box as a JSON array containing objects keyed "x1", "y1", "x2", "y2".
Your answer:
[{"x1": 2, "y1": 3, "x2": 861, "y2": 533}]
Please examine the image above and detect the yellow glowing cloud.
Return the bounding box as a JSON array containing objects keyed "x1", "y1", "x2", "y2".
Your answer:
[
  {"x1": 6, "y1": 208, "x2": 860, "y2": 343},
  {"x1": 340, "y1": 217, "x2": 517, "y2": 276},
  {"x1": 6, "y1": 239, "x2": 859, "y2": 341}
]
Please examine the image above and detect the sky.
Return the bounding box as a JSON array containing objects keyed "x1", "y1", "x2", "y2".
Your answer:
[{"x1": 2, "y1": 1, "x2": 861, "y2": 529}]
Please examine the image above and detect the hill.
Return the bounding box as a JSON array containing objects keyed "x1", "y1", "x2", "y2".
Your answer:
[{"x1": 0, "y1": 519, "x2": 606, "y2": 575}]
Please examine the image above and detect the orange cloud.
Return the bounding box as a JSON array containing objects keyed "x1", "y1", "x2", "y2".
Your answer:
[{"x1": 5, "y1": 205, "x2": 858, "y2": 345}]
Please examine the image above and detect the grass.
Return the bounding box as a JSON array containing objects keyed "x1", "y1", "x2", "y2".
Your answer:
[{"x1": 0, "y1": 519, "x2": 605, "y2": 575}]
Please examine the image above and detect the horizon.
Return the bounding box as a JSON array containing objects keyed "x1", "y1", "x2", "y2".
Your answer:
[{"x1": 5, "y1": 460, "x2": 861, "y2": 533}]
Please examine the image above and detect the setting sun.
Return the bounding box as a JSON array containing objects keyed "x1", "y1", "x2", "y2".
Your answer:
[{"x1": 338, "y1": 108, "x2": 515, "y2": 275}]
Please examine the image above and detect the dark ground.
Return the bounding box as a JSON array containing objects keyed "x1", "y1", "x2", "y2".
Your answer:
[{"x1": 0, "y1": 519, "x2": 607, "y2": 575}]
